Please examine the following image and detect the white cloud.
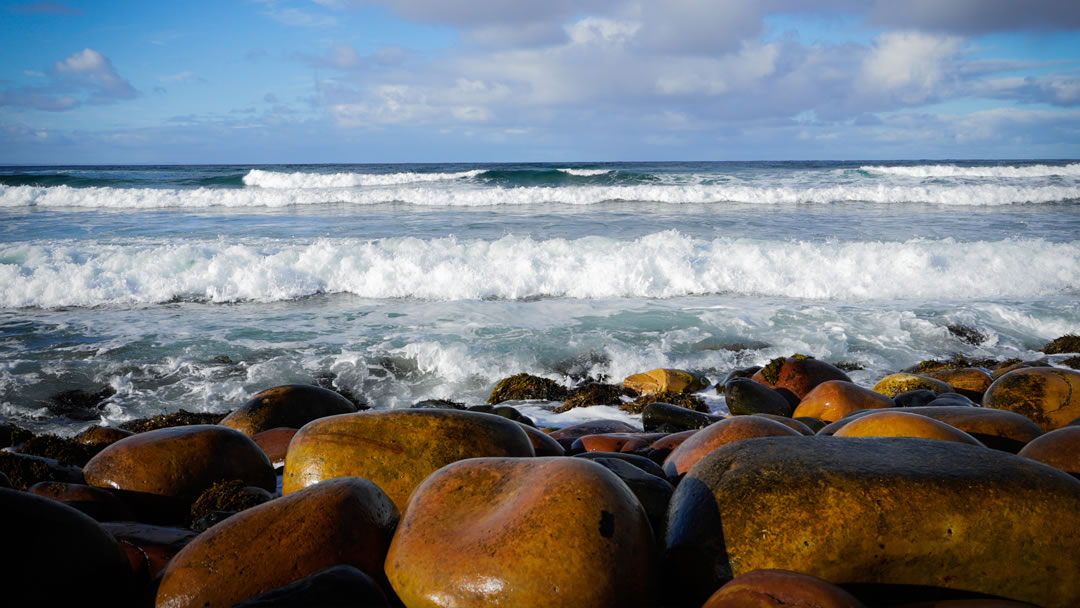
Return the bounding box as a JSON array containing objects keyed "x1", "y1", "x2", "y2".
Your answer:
[
  {"x1": 857, "y1": 32, "x2": 962, "y2": 105},
  {"x1": 0, "y1": 48, "x2": 138, "y2": 110}
]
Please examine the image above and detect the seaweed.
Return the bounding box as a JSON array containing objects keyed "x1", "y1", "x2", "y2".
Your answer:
[
  {"x1": 620, "y1": 391, "x2": 707, "y2": 414},
  {"x1": 487, "y1": 373, "x2": 570, "y2": 405},
  {"x1": 120, "y1": 409, "x2": 228, "y2": 434}
]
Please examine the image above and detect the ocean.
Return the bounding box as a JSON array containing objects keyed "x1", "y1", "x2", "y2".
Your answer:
[{"x1": 2, "y1": 160, "x2": 1078, "y2": 435}]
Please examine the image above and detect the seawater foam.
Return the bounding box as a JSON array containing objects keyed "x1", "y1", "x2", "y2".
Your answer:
[
  {"x1": 242, "y1": 169, "x2": 483, "y2": 188},
  {"x1": 2, "y1": 233, "x2": 1077, "y2": 308},
  {"x1": 3, "y1": 182, "x2": 1079, "y2": 208},
  {"x1": 556, "y1": 168, "x2": 613, "y2": 176},
  {"x1": 860, "y1": 163, "x2": 1080, "y2": 178}
]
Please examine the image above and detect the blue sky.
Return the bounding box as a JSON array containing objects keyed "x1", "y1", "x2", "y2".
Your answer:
[{"x1": 1, "y1": 0, "x2": 1079, "y2": 163}]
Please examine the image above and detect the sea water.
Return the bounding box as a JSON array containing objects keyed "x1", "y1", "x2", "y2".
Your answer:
[{"x1": 2, "y1": 161, "x2": 1078, "y2": 434}]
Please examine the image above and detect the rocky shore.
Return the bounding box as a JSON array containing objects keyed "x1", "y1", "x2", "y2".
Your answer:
[{"x1": 3, "y1": 335, "x2": 1080, "y2": 607}]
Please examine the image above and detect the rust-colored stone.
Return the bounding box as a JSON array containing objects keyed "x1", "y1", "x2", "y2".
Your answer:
[
  {"x1": 821, "y1": 406, "x2": 1042, "y2": 453},
  {"x1": 1018, "y1": 426, "x2": 1080, "y2": 475},
  {"x1": 283, "y1": 410, "x2": 534, "y2": 510},
  {"x1": 156, "y1": 477, "x2": 398, "y2": 608},
  {"x1": 701, "y1": 569, "x2": 866, "y2": 608},
  {"x1": 576, "y1": 432, "x2": 667, "y2": 453},
  {"x1": 662, "y1": 416, "x2": 802, "y2": 479},
  {"x1": 252, "y1": 427, "x2": 297, "y2": 464},
  {"x1": 221, "y1": 384, "x2": 358, "y2": 436},
  {"x1": 751, "y1": 357, "x2": 851, "y2": 400},
  {"x1": 794, "y1": 380, "x2": 894, "y2": 422},
  {"x1": 386, "y1": 457, "x2": 656, "y2": 607},
  {"x1": 923, "y1": 367, "x2": 994, "y2": 400},
  {"x1": 983, "y1": 367, "x2": 1080, "y2": 432},
  {"x1": 623, "y1": 368, "x2": 709, "y2": 395},
  {"x1": 517, "y1": 422, "x2": 565, "y2": 456},
  {"x1": 833, "y1": 411, "x2": 984, "y2": 446}
]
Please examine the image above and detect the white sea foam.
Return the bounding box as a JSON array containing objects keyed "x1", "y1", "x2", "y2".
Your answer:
[
  {"x1": 242, "y1": 168, "x2": 483, "y2": 188},
  {"x1": 2, "y1": 233, "x2": 1076, "y2": 308},
  {"x1": 3, "y1": 182, "x2": 1078, "y2": 208},
  {"x1": 860, "y1": 163, "x2": 1080, "y2": 178},
  {"x1": 556, "y1": 168, "x2": 613, "y2": 176}
]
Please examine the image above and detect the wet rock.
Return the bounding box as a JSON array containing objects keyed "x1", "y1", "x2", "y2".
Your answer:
[
  {"x1": 555, "y1": 382, "x2": 634, "y2": 413},
  {"x1": 717, "y1": 366, "x2": 763, "y2": 392},
  {"x1": 42, "y1": 385, "x2": 116, "y2": 420},
  {"x1": 119, "y1": 409, "x2": 227, "y2": 433},
  {"x1": 487, "y1": 372, "x2": 569, "y2": 404},
  {"x1": 412, "y1": 398, "x2": 466, "y2": 410},
  {"x1": 832, "y1": 411, "x2": 984, "y2": 446},
  {"x1": 0, "y1": 450, "x2": 84, "y2": 490},
  {"x1": 252, "y1": 427, "x2": 298, "y2": 464},
  {"x1": 517, "y1": 423, "x2": 565, "y2": 456},
  {"x1": 872, "y1": 373, "x2": 954, "y2": 398},
  {"x1": 572, "y1": 432, "x2": 667, "y2": 454},
  {"x1": 642, "y1": 402, "x2": 723, "y2": 433},
  {"x1": 1062, "y1": 356, "x2": 1080, "y2": 370},
  {"x1": 819, "y1": 406, "x2": 1043, "y2": 453},
  {"x1": 0, "y1": 422, "x2": 33, "y2": 448},
  {"x1": 74, "y1": 424, "x2": 134, "y2": 447},
  {"x1": 725, "y1": 377, "x2": 794, "y2": 417},
  {"x1": 793, "y1": 380, "x2": 894, "y2": 423},
  {"x1": 28, "y1": 481, "x2": 134, "y2": 521},
  {"x1": 589, "y1": 456, "x2": 674, "y2": 541},
  {"x1": 1042, "y1": 334, "x2": 1080, "y2": 355},
  {"x1": 983, "y1": 367, "x2": 1080, "y2": 431},
  {"x1": 103, "y1": 522, "x2": 199, "y2": 581},
  {"x1": 923, "y1": 367, "x2": 993, "y2": 401},
  {"x1": 623, "y1": 368, "x2": 709, "y2": 395},
  {"x1": 752, "y1": 355, "x2": 851, "y2": 401},
  {"x1": 664, "y1": 436, "x2": 1080, "y2": 608},
  {"x1": 990, "y1": 359, "x2": 1052, "y2": 380},
  {"x1": 754, "y1": 413, "x2": 815, "y2": 435},
  {"x1": 221, "y1": 384, "x2": 360, "y2": 436},
  {"x1": 283, "y1": 410, "x2": 534, "y2": 510},
  {"x1": 188, "y1": 479, "x2": 273, "y2": 527},
  {"x1": 574, "y1": 451, "x2": 666, "y2": 479},
  {"x1": 947, "y1": 324, "x2": 988, "y2": 346},
  {"x1": 386, "y1": 457, "x2": 656, "y2": 607},
  {"x1": 191, "y1": 509, "x2": 237, "y2": 533},
  {"x1": 467, "y1": 404, "x2": 537, "y2": 427},
  {"x1": 893, "y1": 389, "x2": 941, "y2": 408},
  {"x1": 548, "y1": 419, "x2": 641, "y2": 452},
  {"x1": 622, "y1": 390, "x2": 708, "y2": 414},
  {"x1": 905, "y1": 356, "x2": 1002, "y2": 375},
  {"x1": 3, "y1": 487, "x2": 134, "y2": 605},
  {"x1": 927, "y1": 392, "x2": 976, "y2": 407},
  {"x1": 230, "y1": 565, "x2": 390, "y2": 608},
  {"x1": 795, "y1": 416, "x2": 826, "y2": 433},
  {"x1": 14, "y1": 432, "x2": 101, "y2": 466},
  {"x1": 157, "y1": 477, "x2": 399, "y2": 608},
  {"x1": 1018, "y1": 426, "x2": 1080, "y2": 476},
  {"x1": 311, "y1": 373, "x2": 368, "y2": 410},
  {"x1": 702, "y1": 569, "x2": 866, "y2": 608},
  {"x1": 662, "y1": 416, "x2": 802, "y2": 480},
  {"x1": 84, "y1": 425, "x2": 274, "y2": 522}
]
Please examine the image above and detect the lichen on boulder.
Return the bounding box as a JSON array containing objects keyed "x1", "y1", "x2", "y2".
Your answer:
[{"x1": 487, "y1": 373, "x2": 569, "y2": 404}]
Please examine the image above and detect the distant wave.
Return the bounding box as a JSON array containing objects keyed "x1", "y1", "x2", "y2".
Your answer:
[
  {"x1": 2, "y1": 233, "x2": 1076, "y2": 308},
  {"x1": 3, "y1": 182, "x2": 1079, "y2": 208},
  {"x1": 861, "y1": 163, "x2": 1080, "y2": 178},
  {"x1": 242, "y1": 168, "x2": 483, "y2": 188},
  {"x1": 556, "y1": 168, "x2": 613, "y2": 176}
]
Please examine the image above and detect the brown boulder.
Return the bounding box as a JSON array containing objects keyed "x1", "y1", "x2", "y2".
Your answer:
[
  {"x1": 283, "y1": 410, "x2": 534, "y2": 510},
  {"x1": 548, "y1": 419, "x2": 640, "y2": 451},
  {"x1": 386, "y1": 457, "x2": 656, "y2": 607},
  {"x1": 221, "y1": 384, "x2": 359, "y2": 436},
  {"x1": 832, "y1": 411, "x2": 984, "y2": 446},
  {"x1": 702, "y1": 569, "x2": 866, "y2": 608},
  {"x1": 28, "y1": 481, "x2": 133, "y2": 521},
  {"x1": 821, "y1": 406, "x2": 1042, "y2": 453},
  {"x1": 752, "y1": 356, "x2": 851, "y2": 400},
  {"x1": 753, "y1": 413, "x2": 815, "y2": 435},
  {"x1": 664, "y1": 436, "x2": 1080, "y2": 607},
  {"x1": 517, "y1": 422, "x2": 565, "y2": 456},
  {"x1": 252, "y1": 427, "x2": 298, "y2": 464},
  {"x1": 662, "y1": 416, "x2": 802, "y2": 479},
  {"x1": 1018, "y1": 426, "x2": 1080, "y2": 476},
  {"x1": 982, "y1": 367, "x2": 1080, "y2": 431},
  {"x1": 872, "y1": 373, "x2": 954, "y2": 398},
  {"x1": 574, "y1": 432, "x2": 667, "y2": 453},
  {"x1": 923, "y1": 367, "x2": 994, "y2": 400},
  {"x1": 83, "y1": 425, "x2": 274, "y2": 519},
  {"x1": 623, "y1": 368, "x2": 709, "y2": 395},
  {"x1": 793, "y1": 380, "x2": 894, "y2": 422},
  {"x1": 157, "y1": 477, "x2": 399, "y2": 608},
  {"x1": 74, "y1": 424, "x2": 134, "y2": 447}
]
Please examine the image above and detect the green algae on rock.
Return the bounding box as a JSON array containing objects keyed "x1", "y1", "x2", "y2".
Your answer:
[{"x1": 487, "y1": 373, "x2": 570, "y2": 404}]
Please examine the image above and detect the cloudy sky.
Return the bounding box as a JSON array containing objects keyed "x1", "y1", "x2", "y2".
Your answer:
[{"x1": 2, "y1": 0, "x2": 1079, "y2": 163}]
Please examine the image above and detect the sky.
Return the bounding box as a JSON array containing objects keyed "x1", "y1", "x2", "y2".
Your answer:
[{"x1": 1, "y1": 0, "x2": 1079, "y2": 163}]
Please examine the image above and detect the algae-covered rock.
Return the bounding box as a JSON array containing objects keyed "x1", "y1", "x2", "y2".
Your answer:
[
  {"x1": 119, "y1": 409, "x2": 227, "y2": 433},
  {"x1": 554, "y1": 382, "x2": 634, "y2": 413},
  {"x1": 752, "y1": 356, "x2": 851, "y2": 400},
  {"x1": 74, "y1": 424, "x2": 134, "y2": 447},
  {"x1": 983, "y1": 367, "x2": 1080, "y2": 431},
  {"x1": 15, "y1": 433, "x2": 102, "y2": 466},
  {"x1": 793, "y1": 380, "x2": 894, "y2": 422},
  {"x1": 872, "y1": 373, "x2": 954, "y2": 398},
  {"x1": 0, "y1": 450, "x2": 84, "y2": 490},
  {"x1": 664, "y1": 436, "x2": 1080, "y2": 608},
  {"x1": 1042, "y1": 334, "x2": 1080, "y2": 355},
  {"x1": 386, "y1": 457, "x2": 656, "y2": 608},
  {"x1": 487, "y1": 373, "x2": 569, "y2": 404},
  {"x1": 621, "y1": 390, "x2": 708, "y2": 414},
  {"x1": 623, "y1": 368, "x2": 709, "y2": 395},
  {"x1": 283, "y1": 409, "x2": 534, "y2": 510},
  {"x1": 42, "y1": 386, "x2": 116, "y2": 420},
  {"x1": 221, "y1": 384, "x2": 359, "y2": 436},
  {"x1": 923, "y1": 368, "x2": 993, "y2": 401},
  {"x1": 188, "y1": 479, "x2": 273, "y2": 527}
]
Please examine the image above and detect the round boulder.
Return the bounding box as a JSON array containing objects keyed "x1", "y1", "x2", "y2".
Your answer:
[
  {"x1": 702, "y1": 569, "x2": 866, "y2": 608},
  {"x1": 794, "y1": 380, "x2": 894, "y2": 422},
  {"x1": 283, "y1": 410, "x2": 534, "y2": 510},
  {"x1": 983, "y1": 367, "x2": 1080, "y2": 432},
  {"x1": 725, "y1": 378, "x2": 794, "y2": 417},
  {"x1": 872, "y1": 373, "x2": 954, "y2": 398},
  {"x1": 157, "y1": 477, "x2": 399, "y2": 608},
  {"x1": 386, "y1": 457, "x2": 656, "y2": 607},
  {"x1": 751, "y1": 356, "x2": 851, "y2": 401},
  {"x1": 832, "y1": 411, "x2": 984, "y2": 446},
  {"x1": 923, "y1": 367, "x2": 993, "y2": 401},
  {"x1": 221, "y1": 384, "x2": 359, "y2": 436},
  {"x1": 624, "y1": 368, "x2": 709, "y2": 395},
  {"x1": 663, "y1": 416, "x2": 802, "y2": 479},
  {"x1": 821, "y1": 405, "x2": 1042, "y2": 453},
  {"x1": 1018, "y1": 426, "x2": 1080, "y2": 476}
]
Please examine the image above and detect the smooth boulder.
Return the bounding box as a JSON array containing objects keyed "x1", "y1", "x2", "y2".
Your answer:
[
  {"x1": 820, "y1": 406, "x2": 1042, "y2": 453},
  {"x1": 1018, "y1": 426, "x2": 1080, "y2": 476},
  {"x1": 283, "y1": 410, "x2": 534, "y2": 510},
  {"x1": 386, "y1": 457, "x2": 656, "y2": 608},
  {"x1": 872, "y1": 373, "x2": 954, "y2": 398},
  {"x1": 156, "y1": 477, "x2": 398, "y2": 608},
  {"x1": 982, "y1": 367, "x2": 1080, "y2": 432},
  {"x1": 725, "y1": 378, "x2": 794, "y2": 417},
  {"x1": 751, "y1": 357, "x2": 851, "y2": 400},
  {"x1": 664, "y1": 436, "x2": 1080, "y2": 607},
  {"x1": 701, "y1": 569, "x2": 866, "y2": 608},
  {"x1": 793, "y1": 380, "x2": 894, "y2": 422},
  {"x1": 221, "y1": 384, "x2": 359, "y2": 436},
  {"x1": 624, "y1": 368, "x2": 709, "y2": 395},
  {"x1": 663, "y1": 416, "x2": 802, "y2": 479},
  {"x1": 832, "y1": 411, "x2": 984, "y2": 446}
]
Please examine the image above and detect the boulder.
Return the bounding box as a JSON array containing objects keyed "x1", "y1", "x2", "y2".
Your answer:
[
  {"x1": 893, "y1": 389, "x2": 941, "y2": 408},
  {"x1": 221, "y1": 384, "x2": 359, "y2": 436},
  {"x1": 589, "y1": 456, "x2": 674, "y2": 541},
  {"x1": 753, "y1": 413, "x2": 815, "y2": 435},
  {"x1": 982, "y1": 367, "x2": 1080, "y2": 431},
  {"x1": 83, "y1": 425, "x2": 274, "y2": 521},
  {"x1": 252, "y1": 427, "x2": 298, "y2": 464},
  {"x1": 572, "y1": 432, "x2": 667, "y2": 454},
  {"x1": 103, "y1": 522, "x2": 198, "y2": 581},
  {"x1": 623, "y1": 368, "x2": 709, "y2": 395},
  {"x1": 27, "y1": 481, "x2": 133, "y2": 521},
  {"x1": 1042, "y1": 334, "x2": 1080, "y2": 355},
  {"x1": 386, "y1": 457, "x2": 656, "y2": 607},
  {"x1": 574, "y1": 451, "x2": 666, "y2": 479},
  {"x1": 1018, "y1": 426, "x2": 1080, "y2": 476},
  {"x1": 548, "y1": 419, "x2": 640, "y2": 452},
  {"x1": 119, "y1": 409, "x2": 227, "y2": 433},
  {"x1": 2, "y1": 488, "x2": 133, "y2": 605},
  {"x1": 645, "y1": 430, "x2": 698, "y2": 462},
  {"x1": 517, "y1": 422, "x2": 565, "y2": 456},
  {"x1": 725, "y1": 378, "x2": 794, "y2": 417},
  {"x1": 642, "y1": 402, "x2": 723, "y2": 433},
  {"x1": 487, "y1": 373, "x2": 569, "y2": 404},
  {"x1": 701, "y1": 569, "x2": 866, "y2": 608},
  {"x1": 74, "y1": 424, "x2": 134, "y2": 447},
  {"x1": 923, "y1": 368, "x2": 994, "y2": 401},
  {"x1": 752, "y1": 356, "x2": 851, "y2": 400},
  {"x1": 872, "y1": 373, "x2": 954, "y2": 398},
  {"x1": 188, "y1": 479, "x2": 273, "y2": 526},
  {"x1": 663, "y1": 416, "x2": 802, "y2": 479},
  {"x1": 664, "y1": 436, "x2": 1080, "y2": 607},
  {"x1": 832, "y1": 411, "x2": 984, "y2": 446},
  {"x1": 230, "y1": 565, "x2": 390, "y2": 608},
  {"x1": 283, "y1": 410, "x2": 534, "y2": 510},
  {"x1": 156, "y1": 478, "x2": 399, "y2": 608},
  {"x1": 820, "y1": 405, "x2": 1042, "y2": 453}
]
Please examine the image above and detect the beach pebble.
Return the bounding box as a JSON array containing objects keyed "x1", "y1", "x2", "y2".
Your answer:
[
  {"x1": 386, "y1": 457, "x2": 656, "y2": 608},
  {"x1": 872, "y1": 373, "x2": 955, "y2": 398},
  {"x1": 664, "y1": 436, "x2": 1080, "y2": 608},
  {"x1": 28, "y1": 480, "x2": 133, "y2": 521},
  {"x1": 230, "y1": 565, "x2": 390, "y2": 608},
  {"x1": 832, "y1": 411, "x2": 984, "y2": 446},
  {"x1": 641, "y1": 402, "x2": 723, "y2": 433},
  {"x1": 645, "y1": 429, "x2": 698, "y2": 462},
  {"x1": 1018, "y1": 426, "x2": 1080, "y2": 476},
  {"x1": 983, "y1": 367, "x2": 1080, "y2": 431},
  {"x1": 923, "y1": 367, "x2": 994, "y2": 401},
  {"x1": 623, "y1": 368, "x2": 709, "y2": 395},
  {"x1": 575, "y1": 451, "x2": 666, "y2": 478},
  {"x1": 724, "y1": 377, "x2": 794, "y2": 417},
  {"x1": 2, "y1": 488, "x2": 134, "y2": 605},
  {"x1": 751, "y1": 356, "x2": 851, "y2": 400},
  {"x1": 662, "y1": 416, "x2": 802, "y2": 479},
  {"x1": 701, "y1": 569, "x2": 866, "y2": 608},
  {"x1": 221, "y1": 384, "x2": 359, "y2": 436},
  {"x1": 83, "y1": 425, "x2": 275, "y2": 521},
  {"x1": 156, "y1": 477, "x2": 399, "y2": 608},
  {"x1": 283, "y1": 409, "x2": 534, "y2": 510}
]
